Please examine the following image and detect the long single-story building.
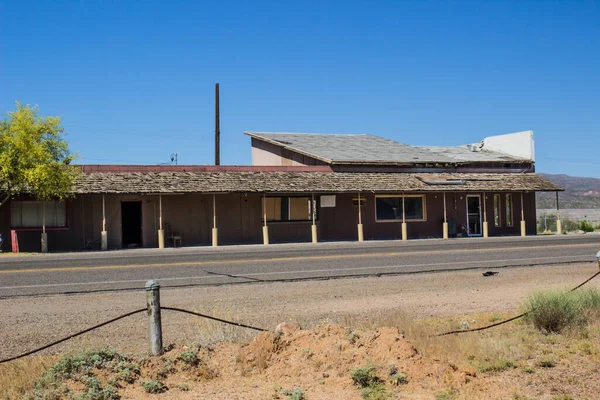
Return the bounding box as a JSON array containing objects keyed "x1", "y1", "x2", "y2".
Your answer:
[{"x1": 0, "y1": 130, "x2": 563, "y2": 252}]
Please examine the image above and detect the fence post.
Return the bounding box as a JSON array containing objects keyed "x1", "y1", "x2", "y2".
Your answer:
[{"x1": 145, "y1": 280, "x2": 163, "y2": 356}]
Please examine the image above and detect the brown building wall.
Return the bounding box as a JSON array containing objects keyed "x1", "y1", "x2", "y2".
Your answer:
[{"x1": 0, "y1": 191, "x2": 536, "y2": 253}]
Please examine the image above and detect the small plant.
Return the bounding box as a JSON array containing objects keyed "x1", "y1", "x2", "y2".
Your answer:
[
  {"x1": 478, "y1": 359, "x2": 515, "y2": 373},
  {"x1": 551, "y1": 396, "x2": 575, "y2": 400},
  {"x1": 350, "y1": 362, "x2": 388, "y2": 400},
  {"x1": 538, "y1": 359, "x2": 556, "y2": 368},
  {"x1": 350, "y1": 362, "x2": 380, "y2": 388},
  {"x1": 177, "y1": 383, "x2": 190, "y2": 392},
  {"x1": 347, "y1": 330, "x2": 360, "y2": 344},
  {"x1": 282, "y1": 387, "x2": 306, "y2": 400},
  {"x1": 142, "y1": 380, "x2": 167, "y2": 394},
  {"x1": 177, "y1": 350, "x2": 199, "y2": 368},
  {"x1": 434, "y1": 390, "x2": 458, "y2": 400},
  {"x1": 522, "y1": 366, "x2": 535, "y2": 374},
  {"x1": 389, "y1": 372, "x2": 408, "y2": 386}
]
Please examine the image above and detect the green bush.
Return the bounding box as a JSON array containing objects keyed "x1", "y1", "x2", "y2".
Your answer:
[
  {"x1": 523, "y1": 288, "x2": 600, "y2": 333},
  {"x1": 350, "y1": 363, "x2": 380, "y2": 388},
  {"x1": 578, "y1": 220, "x2": 595, "y2": 233},
  {"x1": 142, "y1": 381, "x2": 167, "y2": 394},
  {"x1": 282, "y1": 387, "x2": 306, "y2": 400}
]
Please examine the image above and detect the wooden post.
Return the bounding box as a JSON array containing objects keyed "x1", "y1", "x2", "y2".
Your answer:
[
  {"x1": 212, "y1": 194, "x2": 218, "y2": 246},
  {"x1": 482, "y1": 193, "x2": 489, "y2": 238},
  {"x1": 262, "y1": 193, "x2": 269, "y2": 245},
  {"x1": 145, "y1": 280, "x2": 163, "y2": 356},
  {"x1": 101, "y1": 195, "x2": 108, "y2": 250},
  {"x1": 555, "y1": 191, "x2": 562, "y2": 235},
  {"x1": 357, "y1": 192, "x2": 364, "y2": 242},
  {"x1": 520, "y1": 192, "x2": 526, "y2": 237},
  {"x1": 215, "y1": 83, "x2": 220, "y2": 166},
  {"x1": 311, "y1": 193, "x2": 317, "y2": 243},
  {"x1": 158, "y1": 195, "x2": 165, "y2": 248},
  {"x1": 41, "y1": 201, "x2": 48, "y2": 253},
  {"x1": 401, "y1": 193, "x2": 407, "y2": 241},
  {"x1": 442, "y1": 192, "x2": 448, "y2": 239}
]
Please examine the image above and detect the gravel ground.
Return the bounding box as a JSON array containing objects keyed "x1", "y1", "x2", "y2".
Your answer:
[{"x1": 1, "y1": 262, "x2": 599, "y2": 360}]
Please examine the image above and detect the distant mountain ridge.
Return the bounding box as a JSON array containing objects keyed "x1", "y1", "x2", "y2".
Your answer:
[{"x1": 537, "y1": 173, "x2": 600, "y2": 209}]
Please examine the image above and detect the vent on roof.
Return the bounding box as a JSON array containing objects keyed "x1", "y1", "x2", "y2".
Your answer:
[{"x1": 467, "y1": 142, "x2": 484, "y2": 152}]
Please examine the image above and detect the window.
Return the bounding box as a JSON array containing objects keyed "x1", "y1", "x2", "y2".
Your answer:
[
  {"x1": 262, "y1": 196, "x2": 317, "y2": 222},
  {"x1": 375, "y1": 195, "x2": 425, "y2": 221},
  {"x1": 493, "y1": 194, "x2": 501, "y2": 227},
  {"x1": 506, "y1": 194, "x2": 513, "y2": 226},
  {"x1": 11, "y1": 200, "x2": 67, "y2": 228}
]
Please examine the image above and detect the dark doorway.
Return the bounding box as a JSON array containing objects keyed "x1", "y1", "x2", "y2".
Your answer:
[{"x1": 121, "y1": 201, "x2": 142, "y2": 248}]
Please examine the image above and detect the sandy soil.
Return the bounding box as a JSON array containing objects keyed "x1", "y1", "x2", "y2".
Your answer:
[{"x1": 1, "y1": 262, "x2": 599, "y2": 360}]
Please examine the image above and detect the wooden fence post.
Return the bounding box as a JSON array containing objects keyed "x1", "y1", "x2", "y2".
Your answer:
[{"x1": 145, "y1": 280, "x2": 163, "y2": 356}]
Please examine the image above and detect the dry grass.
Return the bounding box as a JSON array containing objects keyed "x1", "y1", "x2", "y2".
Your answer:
[{"x1": 0, "y1": 355, "x2": 57, "y2": 400}]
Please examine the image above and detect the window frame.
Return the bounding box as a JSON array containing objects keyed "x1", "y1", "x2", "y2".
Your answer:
[
  {"x1": 493, "y1": 194, "x2": 501, "y2": 227},
  {"x1": 262, "y1": 195, "x2": 319, "y2": 223},
  {"x1": 374, "y1": 194, "x2": 427, "y2": 223},
  {"x1": 10, "y1": 199, "x2": 70, "y2": 231},
  {"x1": 505, "y1": 194, "x2": 514, "y2": 227}
]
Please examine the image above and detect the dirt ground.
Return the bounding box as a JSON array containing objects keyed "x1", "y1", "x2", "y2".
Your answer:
[
  {"x1": 2, "y1": 262, "x2": 600, "y2": 399},
  {"x1": 1, "y1": 262, "x2": 599, "y2": 359}
]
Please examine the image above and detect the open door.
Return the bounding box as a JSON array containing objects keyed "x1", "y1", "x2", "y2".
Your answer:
[
  {"x1": 466, "y1": 195, "x2": 482, "y2": 236},
  {"x1": 121, "y1": 201, "x2": 142, "y2": 248}
]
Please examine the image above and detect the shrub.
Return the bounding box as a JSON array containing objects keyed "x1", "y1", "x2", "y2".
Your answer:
[
  {"x1": 282, "y1": 387, "x2": 306, "y2": 400},
  {"x1": 538, "y1": 359, "x2": 556, "y2": 368},
  {"x1": 435, "y1": 390, "x2": 458, "y2": 400},
  {"x1": 350, "y1": 363, "x2": 380, "y2": 388},
  {"x1": 389, "y1": 372, "x2": 408, "y2": 386},
  {"x1": 177, "y1": 350, "x2": 199, "y2": 368},
  {"x1": 142, "y1": 381, "x2": 167, "y2": 394},
  {"x1": 578, "y1": 220, "x2": 595, "y2": 233},
  {"x1": 523, "y1": 290, "x2": 586, "y2": 333},
  {"x1": 479, "y1": 359, "x2": 515, "y2": 373}
]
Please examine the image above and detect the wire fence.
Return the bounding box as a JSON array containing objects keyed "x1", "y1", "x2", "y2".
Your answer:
[{"x1": 1, "y1": 264, "x2": 599, "y2": 364}]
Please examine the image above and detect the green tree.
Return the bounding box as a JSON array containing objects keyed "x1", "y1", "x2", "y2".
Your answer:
[{"x1": 0, "y1": 102, "x2": 80, "y2": 207}]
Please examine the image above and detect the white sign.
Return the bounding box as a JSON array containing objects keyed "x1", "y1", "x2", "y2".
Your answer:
[{"x1": 321, "y1": 195, "x2": 336, "y2": 208}]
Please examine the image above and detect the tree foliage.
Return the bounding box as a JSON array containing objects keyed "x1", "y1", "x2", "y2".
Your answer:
[{"x1": 0, "y1": 102, "x2": 80, "y2": 207}]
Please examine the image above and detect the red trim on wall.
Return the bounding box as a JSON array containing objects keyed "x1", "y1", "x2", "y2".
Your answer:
[{"x1": 78, "y1": 165, "x2": 333, "y2": 173}]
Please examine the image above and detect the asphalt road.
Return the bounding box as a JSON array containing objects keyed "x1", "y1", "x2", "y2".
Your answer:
[{"x1": 0, "y1": 235, "x2": 598, "y2": 298}]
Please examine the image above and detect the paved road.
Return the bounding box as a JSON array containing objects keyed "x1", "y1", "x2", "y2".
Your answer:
[{"x1": 0, "y1": 235, "x2": 598, "y2": 298}]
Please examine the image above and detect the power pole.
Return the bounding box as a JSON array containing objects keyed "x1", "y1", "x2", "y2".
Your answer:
[{"x1": 215, "y1": 82, "x2": 220, "y2": 166}]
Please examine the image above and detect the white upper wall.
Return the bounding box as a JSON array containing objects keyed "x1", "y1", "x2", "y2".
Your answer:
[{"x1": 481, "y1": 130, "x2": 535, "y2": 162}]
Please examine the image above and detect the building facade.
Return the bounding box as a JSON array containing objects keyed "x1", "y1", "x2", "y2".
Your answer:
[{"x1": 0, "y1": 131, "x2": 562, "y2": 252}]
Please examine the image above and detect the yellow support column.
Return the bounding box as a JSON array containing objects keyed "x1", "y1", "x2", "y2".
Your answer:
[
  {"x1": 311, "y1": 193, "x2": 318, "y2": 243},
  {"x1": 212, "y1": 194, "x2": 218, "y2": 247},
  {"x1": 520, "y1": 192, "x2": 526, "y2": 237},
  {"x1": 555, "y1": 191, "x2": 562, "y2": 235},
  {"x1": 262, "y1": 193, "x2": 269, "y2": 245},
  {"x1": 357, "y1": 192, "x2": 364, "y2": 242},
  {"x1": 401, "y1": 194, "x2": 407, "y2": 241},
  {"x1": 442, "y1": 192, "x2": 449, "y2": 239},
  {"x1": 482, "y1": 193, "x2": 489, "y2": 238},
  {"x1": 158, "y1": 195, "x2": 165, "y2": 248},
  {"x1": 101, "y1": 195, "x2": 108, "y2": 250}
]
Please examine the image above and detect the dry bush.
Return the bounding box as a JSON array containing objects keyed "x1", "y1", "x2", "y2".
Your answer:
[{"x1": 0, "y1": 356, "x2": 56, "y2": 400}]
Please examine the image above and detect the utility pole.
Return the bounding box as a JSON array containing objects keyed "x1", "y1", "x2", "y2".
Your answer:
[{"x1": 215, "y1": 82, "x2": 220, "y2": 166}]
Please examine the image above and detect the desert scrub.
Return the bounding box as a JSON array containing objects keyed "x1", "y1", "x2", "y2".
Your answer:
[
  {"x1": 350, "y1": 362, "x2": 389, "y2": 400},
  {"x1": 434, "y1": 390, "x2": 458, "y2": 400},
  {"x1": 142, "y1": 380, "x2": 168, "y2": 394},
  {"x1": 282, "y1": 387, "x2": 306, "y2": 400},
  {"x1": 177, "y1": 350, "x2": 200, "y2": 368},
  {"x1": 522, "y1": 288, "x2": 600, "y2": 333},
  {"x1": 478, "y1": 359, "x2": 515, "y2": 373},
  {"x1": 31, "y1": 348, "x2": 133, "y2": 399}
]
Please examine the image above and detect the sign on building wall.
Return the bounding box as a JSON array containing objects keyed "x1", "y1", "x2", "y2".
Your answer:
[{"x1": 321, "y1": 195, "x2": 336, "y2": 208}]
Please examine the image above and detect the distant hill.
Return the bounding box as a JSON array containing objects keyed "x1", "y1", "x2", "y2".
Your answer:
[{"x1": 537, "y1": 173, "x2": 600, "y2": 209}]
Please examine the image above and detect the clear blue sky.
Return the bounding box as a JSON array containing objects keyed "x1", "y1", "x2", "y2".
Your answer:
[{"x1": 1, "y1": 1, "x2": 599, "y2": 177}]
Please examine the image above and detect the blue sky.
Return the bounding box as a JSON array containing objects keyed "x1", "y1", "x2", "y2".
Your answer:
[{"x1": 1, "y1": 0, "x2": 599, "y2": 177}]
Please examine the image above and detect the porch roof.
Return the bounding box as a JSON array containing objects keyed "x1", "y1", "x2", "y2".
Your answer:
[{"x1": 73, "y1": 171, "x2": 562, "y2": 194}]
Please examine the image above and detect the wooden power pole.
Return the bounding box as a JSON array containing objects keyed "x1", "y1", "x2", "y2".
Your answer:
[{"x1": 215, "y1": 82, "x2": 220, "y2": 166}]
